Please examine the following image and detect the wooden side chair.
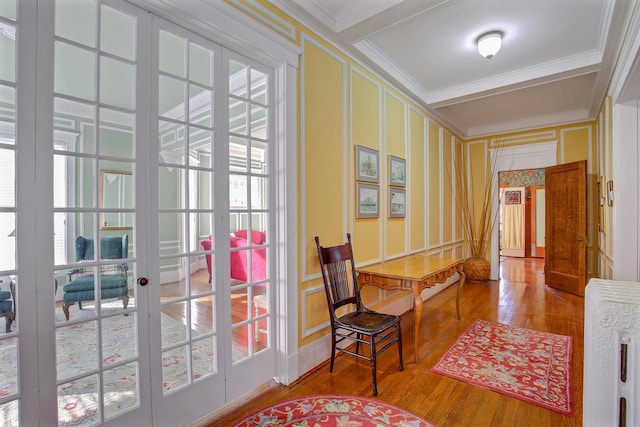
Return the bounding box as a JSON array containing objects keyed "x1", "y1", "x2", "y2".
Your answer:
[{"x1": 314, "y1": 233, "x2": 403, "y2": 396}]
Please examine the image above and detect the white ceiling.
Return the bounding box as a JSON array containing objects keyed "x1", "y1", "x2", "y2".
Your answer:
[{"x1": 272, "y1": 0, "x2": 636, "y2": 138}]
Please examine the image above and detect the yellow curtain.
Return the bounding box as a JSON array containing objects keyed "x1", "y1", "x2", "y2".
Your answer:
[{"x1": 501, "y1": 203, "x2": 524, "y2": 249}]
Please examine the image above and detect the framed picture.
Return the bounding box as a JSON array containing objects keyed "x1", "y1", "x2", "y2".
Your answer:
[
  {"x1": 355, "y1": 145, "x2": 379, "y2": 183},
  {"x1": 356, "y1": 183, "x2": 380, "y2": 218},
  {"x1": 607, "y1": 180, "x2": 614, "y2": 207},
  {"x1": 389, "y1": 155, "x2": 406, "y2": 187},
  {"x1": 389, "y1": 188, "x2": 406, "y2": 218}
]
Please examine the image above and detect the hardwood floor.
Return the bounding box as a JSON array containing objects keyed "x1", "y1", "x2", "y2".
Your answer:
[{"x1": 194, "y1": 257, "x2": 584, "y2": 427}]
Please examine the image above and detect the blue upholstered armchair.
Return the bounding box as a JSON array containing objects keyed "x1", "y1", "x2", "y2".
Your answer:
[{"x1": 62, "y1": 235, "x2": 130, "y2": 320}]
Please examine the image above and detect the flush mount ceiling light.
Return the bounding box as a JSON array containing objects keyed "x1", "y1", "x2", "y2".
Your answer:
[{"x1": 476, "y1": 31, "x2": 503, "y2": 59}]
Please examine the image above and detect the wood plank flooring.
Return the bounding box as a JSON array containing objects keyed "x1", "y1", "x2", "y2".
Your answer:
[{"x1": 194, "y1": 257, "x2": 584, "y2": 427}]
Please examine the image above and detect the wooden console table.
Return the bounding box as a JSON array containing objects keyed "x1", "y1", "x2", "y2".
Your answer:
[{"x1": 356, "y1": 253, "x2": 465, "y2": 362}]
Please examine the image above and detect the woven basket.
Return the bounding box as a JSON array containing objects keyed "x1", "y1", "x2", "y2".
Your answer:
[{"x1": 463, "y1": 257, "x2": 491, "y2": 282}]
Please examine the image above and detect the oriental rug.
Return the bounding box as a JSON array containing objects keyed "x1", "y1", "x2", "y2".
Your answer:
[
  {"x1": 431, "y1": 318, "x2": 573, "y2": 416},
  {"x1": 231, "y1": 394, "x2": 435, "y2": 427}
]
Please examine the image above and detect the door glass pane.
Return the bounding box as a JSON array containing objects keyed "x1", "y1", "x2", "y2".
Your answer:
[
  {"x1": 55, "y1": 0, "x2": 97, "y2": 47},
  {"x1": 55, "y1": 42, "x2": 96, "y2": 101},
  {"x1": 100, "y1": 57, "x2": 135, "y2": 110},
  {"x1": 54, "y1": 3, "x2": 140, "y2": 424},
  {"x1": 100, "y1": 5, "x2": 135, "y2": 61}
]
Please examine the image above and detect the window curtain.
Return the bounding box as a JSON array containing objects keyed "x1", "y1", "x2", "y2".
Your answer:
[{"x1": 501, "y1": 203, "x2": 525, "y2": 249}]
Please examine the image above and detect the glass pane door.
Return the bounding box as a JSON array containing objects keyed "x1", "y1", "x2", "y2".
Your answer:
[
  {"x1": 224, "y1": 51, "x2": 276, "y2": 400},
  {"x1": 151, "y1": 20, "x2": 226, "y2": 425},
  {"x1": 52, "y1": 1, "x2": 150, "y2": 424}
]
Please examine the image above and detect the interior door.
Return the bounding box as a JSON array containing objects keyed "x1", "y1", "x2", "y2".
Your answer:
[
  {"x1": 149, "y1": 20, "x2": 227, "y2": 425},
  {"x1": 544, "y1": 160, "x2": 587, "y2": 296}
]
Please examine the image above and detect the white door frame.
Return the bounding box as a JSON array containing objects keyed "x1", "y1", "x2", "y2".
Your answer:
[{"x1": 489, "y1": 141, "x2": 558, "y2": 280}]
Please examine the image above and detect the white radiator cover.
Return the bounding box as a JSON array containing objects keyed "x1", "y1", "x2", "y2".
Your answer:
[{"x1": 584, "y1": 278, "x2": 640, "y2": 426}]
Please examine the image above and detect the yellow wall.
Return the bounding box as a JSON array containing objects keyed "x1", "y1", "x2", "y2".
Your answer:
[{"x1": 226, "y1": 0, "x2": 604, "y2": 356}]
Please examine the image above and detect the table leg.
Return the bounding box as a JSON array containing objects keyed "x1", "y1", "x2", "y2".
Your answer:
[
  {"x1": 456, "y1": 267, "x2": 466, "y2": 320},
  {"x1": 412, "y1": 290, "x2": 423, "y2": 363}
]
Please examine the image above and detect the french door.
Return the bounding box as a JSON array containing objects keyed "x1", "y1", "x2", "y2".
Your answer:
[{"x1": 0, "y1": 1, "x2": 278, "y2": 425}]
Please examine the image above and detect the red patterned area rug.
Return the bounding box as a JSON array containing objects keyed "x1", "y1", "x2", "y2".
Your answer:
[
  {"x1": 432, "y1": 319, "x2": 573, "y2": 416},
  {"x1": 231, "y1": 394, "x2": 435, "y2": 426}
]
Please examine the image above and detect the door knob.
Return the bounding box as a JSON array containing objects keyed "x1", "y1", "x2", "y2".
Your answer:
[
  {"x1": 137, "y1": 277, "x2": 149, "y2": 286},
  {"x1": 577, "y1": 236, "x2": 585, "y2": 246}
]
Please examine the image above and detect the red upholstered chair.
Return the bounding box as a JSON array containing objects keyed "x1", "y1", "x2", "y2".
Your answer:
[
  {"x1": 230, "y1": 230, "x2": 266, "y2": 281},
  {"x1": 200, "y1": 230, "x2": 267, "y2": 283}
]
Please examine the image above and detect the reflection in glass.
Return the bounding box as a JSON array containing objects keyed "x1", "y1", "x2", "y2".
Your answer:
[
  {"x1": 55, "y1": 41, "x2": 96, "y2": 101},
  {"x1": 159, "y1": 121, "x2": 186, "y2": 165},
  {"x1": 57, "y1": 321, "x2": 99, "y2": 381},
  {"x1": 100, "y1": 108, "x2": 135, "y2": 158},
  {"x1": 250, "y1": 104, "x2": 267, "y2": 139},
  {"x1": 55, "y1": 0, "x2": 97, "y2": 47},
  {"x1": 54, "y1": 98, "x2": 95, "y2": 153},
  {"x1": 159, "y1": 75, "x2": 186, "y2": 120},
  {"x1": 232, "y1": 324, "x2": 249, "y2": 363},
  {"x1": 229, "y1": 98, "x2": 247, "y2": 135},
  {"x1": 161, "y1": 302, "x2": 187, "y2": 347},
  {"x1": 100, "y1": 57, "x2": 135, "y2": 110},
  {"x1": 100, "y1": 5, "x2": 135, "y2": 61},
  {"x1": 100, "y1": 169, "x2": 133, "y2": 230},
  {"x1": 189, "y1": 84, "x2": 211, "y2": 127},
  {"x1": 162, "y1": 346, "x2": 188, "y2": 393},
  {"x1": 189, "y1": 42, "x2": 212, "y2": 87},
  {"x1": 102, "y1": 314, "x2": 137, "y2": 366},
  {"x1": 159, "y1": 31, "x2": 185, "y2": 77},
  {"x1": 251, "y1": 140, "x2": 268, "y2": 175},
  {"x1": 103, "y1": 362, "x2": 139, "y2": 419},
  {"x1": 58, "y1": 375, "x2": 100, "y2": 424},
  {"x1": 158, "y1": 166, "x2": 184, "y2": 210},
  {"x1": 229, "y1": 174, "x2": 247, "y2": 209},
  {"x1": 229, "y1": 61, "x2": 248, "y2": 97},
  {"x1": 192, "y1": 337, "x2": 215, "y2": 381},
  {"x1": 250, "y1": 68, "x2": 267, "y2": 104},
  {"x1": 0, "y1": 26, "x2": 16, "y2": 83}
]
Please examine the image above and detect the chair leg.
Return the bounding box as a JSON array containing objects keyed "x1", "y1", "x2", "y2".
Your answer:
[
  {"x1": 4, "y1": 313, "x2": 13, "y2": 333},
  {"x1": 355, "y1": 332, "x2": 361, "y2": 355},
  {"x1": 370, "y1": 334, "x2": 378, "y2": 396},
  {"x1": 62, "y1": 302, "x2": 73, "y2": 321},
  {"x1": 329, "y1": 330, "x2": 337, "y2": 372},
  {"x1": 397, "y1": 323, "x2": 404, "y2": 371},
  {"x1": 121, "y1": 295, "x2": 130, "y2": 309}
]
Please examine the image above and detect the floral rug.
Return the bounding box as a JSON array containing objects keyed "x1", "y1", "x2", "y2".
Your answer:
[
  {"x1": 0, "y1": 305, "x2": 216, "y2": 426},
  {"x1": 231, "y1": 394, "x2": 435, "y2": 426},
  {"x1": 431, "y1": 318, "x2": 573, "y2": 416}
]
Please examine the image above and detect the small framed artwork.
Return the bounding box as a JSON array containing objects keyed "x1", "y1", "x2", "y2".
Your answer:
[
  {"x1": 355, "y1": 145, "x2": 379, "y2": 183},
  {"x1": 356, "y1": 182, "x2": 380, "y2": 218},
  {"x1": 389, "y1": 188, "x2": 406, "y2": 218},
  {"x1": 389, "y1": 155, "x2": 406, "y2": 187},
  {"x1": 607, "y1": 180, "x2": 614, "y2": 207},
  {"x1": 504, "y1": 190, "x2": 521, "y2": 205}
]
